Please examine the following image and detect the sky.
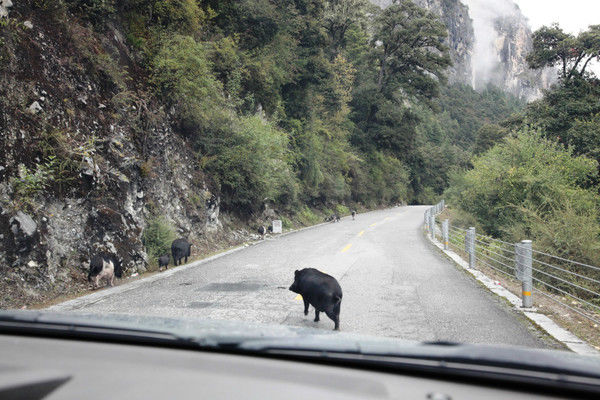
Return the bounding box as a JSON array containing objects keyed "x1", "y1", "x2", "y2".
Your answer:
[
  {"x1": 462, "y1": 0, "x2": 600, "y2": 84},
  {"x1": 513, "y1": 0, "x2": 600, "y2": 34}
]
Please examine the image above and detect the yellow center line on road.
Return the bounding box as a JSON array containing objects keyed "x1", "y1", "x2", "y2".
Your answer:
[
  {"x1": 358, "y1": 230, "x2": 364, "y2": 237},
  {"x1": 341, "y1": 243, "x2": 353, "y2": 253},
  {"x1": 370, "y1": 223, "x2": 377, "y2": 227}
]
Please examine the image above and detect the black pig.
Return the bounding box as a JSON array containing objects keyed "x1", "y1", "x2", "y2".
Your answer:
[
  {"x1": 158, "y1": 254, "x2": 170, "y2": 270},
  {"x1": 171, "y1": 238, "x2": 192, "y2": 266},
  {"x1": 289, "y1": 268, "x2": 342, "y2": 330}
]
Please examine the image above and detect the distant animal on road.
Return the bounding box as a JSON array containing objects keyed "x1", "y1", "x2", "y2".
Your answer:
[
  {"x1": 258, "y1": 225, "x2": 266, "y2": 239},
  {"x1": 351, "y1": 210, "x2": 356, "y2": 220},
  {"x1": 289, "y1": 268, "x2": 343, "y2": 330},
  {"x1": 88, "y1": 252, "x2": 122, "y2": 289},
  {"x1": 326, "y1": 214, "x2": 340, "y2": 223},
  {"x1": 171, "y1": 238, "x2": 192, "y2": 266},
  {"x1": 158, "y1": 254, "x2": 170, "y2": 270},
  {"x1": 267, "y1": 225, "x2": 273, "y2": 233}
]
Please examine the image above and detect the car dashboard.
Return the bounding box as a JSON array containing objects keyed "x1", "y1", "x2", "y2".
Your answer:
[{"x1": 0, "y1": 334, "x2": 594, "y2": 400}]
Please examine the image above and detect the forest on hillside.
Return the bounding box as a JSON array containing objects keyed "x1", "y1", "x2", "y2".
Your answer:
[
  {"x1": 1, "y1": 0, "x2": 528, "y2": 305},
  {"x1": 1, "y1": 0, "x2": 522, "y2": 213}
]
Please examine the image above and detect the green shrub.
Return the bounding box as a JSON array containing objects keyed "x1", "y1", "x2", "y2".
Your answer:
[
  {"x1": 152, "y1": 0, "x2": 208, "y2": 33},
  {"x1": 297, "y1": 207, "x2": 321, "y2": 226},
  {"x1": 151, "y1": 34, "x2": 226, "y2": 138},
  {"x1": 189, "y1": 193, "x2": 202, "y2": 207},
  {"x1": 12, "y1": 161, "x2": 54, "y2": 199},
  {"x1": 66, "y1": 0, "x2": 115, "y2": 25},
  {"x1": 335, "y1": 204, "x2": 349, "y2": 216},
  {"x1": 142, "y1": 216, "x2": 177, "y2": 265},
  {"x1": 446, "y1": 129, "x2": 600, "y2": 264},
  {"x1": 322, "y1": 208, "x2": 333, "y2": 217},
  {"x1": 279, "y1": 216, "x2": 293, "y2": 230},
  {"x1": 207, "y1": 115, "x2": 297, "y2": 213}
]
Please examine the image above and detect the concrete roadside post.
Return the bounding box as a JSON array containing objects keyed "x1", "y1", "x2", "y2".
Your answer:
[
  {"x1": 466, "y1": 227, "x2": 476, "y2": 269},
  {"x1": 515, "y1": 240, "x2": 533, "y2": 308},
  {"x1": 442, "y1": 219, "x2": 449, "y2": 250},
  {"x1": 429, "y1": 213, "x2": 435, "y2": 239}
]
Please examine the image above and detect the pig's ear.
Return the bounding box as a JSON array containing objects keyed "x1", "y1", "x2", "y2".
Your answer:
[{"x1": 294, "y1": 269, "x2": 300, "y2": 277}]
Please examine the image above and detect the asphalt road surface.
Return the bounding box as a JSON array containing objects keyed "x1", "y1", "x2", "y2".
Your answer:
[{"x1": 50, "y1": 206, "x2": 556, "y2": 348}]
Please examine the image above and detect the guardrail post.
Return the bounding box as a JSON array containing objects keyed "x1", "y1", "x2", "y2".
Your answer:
[
  {"x1": 465, "y1": 227, "x2": 475, "y2": 269},
  {"x1": 442, "y1": 219, "x2": 449, "y2": 250},
  {"x1": 429, "y1": 213, "x2": 435, "y2": 239},
  {"x1": 515, "y1": 240, "x2": 533, "y2": 308}
]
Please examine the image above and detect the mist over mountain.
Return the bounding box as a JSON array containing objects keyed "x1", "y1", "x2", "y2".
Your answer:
[{"x1": 371, "y1": 0, "x2": 555, "y2": 99}]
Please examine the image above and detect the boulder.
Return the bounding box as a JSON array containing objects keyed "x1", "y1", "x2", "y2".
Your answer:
[
  {"x1": 9, "y1": 211, "x2": 38, "y2": 253},
  {"x1": 26, "y1": 101, "x2": 42, "y2": 114},
  {"x1": 0, "y1": 0, "x2": 13, "y2": 19},
  {"x1": 10, "y1": 211, "x2": 37, "y2": 237}
]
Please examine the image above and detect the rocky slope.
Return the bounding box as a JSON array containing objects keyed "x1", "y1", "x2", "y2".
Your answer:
[
  {"x1": 371, "y1": 0, "x2": 554, "y2": 99},
  {"x1": 0, "y1": 2, "x2": 261, "y2": 308}
]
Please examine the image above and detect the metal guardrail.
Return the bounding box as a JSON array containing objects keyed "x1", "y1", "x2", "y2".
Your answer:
[{"x1": 424, "y1": 201, "x2": 600, "y2": 325}]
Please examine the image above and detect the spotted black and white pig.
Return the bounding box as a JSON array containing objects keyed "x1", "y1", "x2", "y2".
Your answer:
[
  {"x1": 171, "y1": 238, "x2": 192, "y2": 266},
  {"x1": 158, "y1": 254, "x2": 170, "y2": 270},
  {"x1": 289, "y1": 268, "x2": 343, "y2": 330},
  {"x1": 258, "y1": 226, "x2": 266, "y2": 239},
  {"x1": 88, "y1": 253, "x2": 122, "y2": 289}
]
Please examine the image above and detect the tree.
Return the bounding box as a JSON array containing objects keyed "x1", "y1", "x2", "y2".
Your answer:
[
  {"x1": 322, "y1": 0, "x2": 372, "y2": 57},
  {"x1": 527, "y1": 24, "x2": 600, "y2": 82},
  {"x1": 473, "y1": 124, "x2": 507, "y2": 155},
  {"x1": 371, "y1": 0, "x2": 450, "y2": 100}
]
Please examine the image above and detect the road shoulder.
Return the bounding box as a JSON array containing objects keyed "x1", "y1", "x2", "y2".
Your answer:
[{"x1": 425, "y1": 229, "x2": 599, "y2": 356}]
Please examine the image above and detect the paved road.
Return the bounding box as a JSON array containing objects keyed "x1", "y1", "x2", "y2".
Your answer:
[{"x1": 51, "y1": 206, "x2": 556, "y2": 348}]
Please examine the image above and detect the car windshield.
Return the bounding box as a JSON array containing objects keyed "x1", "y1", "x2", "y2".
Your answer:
[{"x1": 1, "y1": 0, "x2": 600, "y2": 364}]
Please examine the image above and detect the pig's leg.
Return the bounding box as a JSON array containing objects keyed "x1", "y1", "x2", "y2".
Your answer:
[
  {"x1": 303, "y1": 298, "x2": 309, "y2": 316},
  {"x1": 94, "y1": 275, "x2": 99, "y2": 289},
  {"x1": 325, "y1": 310, "x2": 339, "y2": 330},
  {"x1": 314, "y1": 310, "x2": 320, "y2": 322},
  {"x1": 109, "y1": 273, "x2": 114, "y2": 287},
  {"x1": 326, "y1": 302, "x2": 341, "y2": 331}
]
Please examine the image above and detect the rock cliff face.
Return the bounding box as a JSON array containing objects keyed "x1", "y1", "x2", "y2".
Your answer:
[
  {"x1": 0, "y1": 3, "x2": 258, "y2": 308},
  {"x1": 371, "y1": 0, "x2": 554, "y2": 99},
  {"x1": 413, "y1": 0, "x2": 473, "y2": 84}
]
